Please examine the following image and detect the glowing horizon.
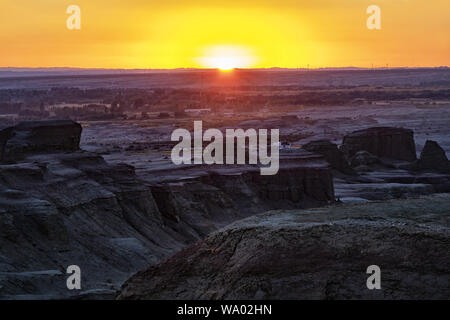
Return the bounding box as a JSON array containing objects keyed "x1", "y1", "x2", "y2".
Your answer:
[{"x1": 1, "y1": 1, "x2": 449, "y2": 69}]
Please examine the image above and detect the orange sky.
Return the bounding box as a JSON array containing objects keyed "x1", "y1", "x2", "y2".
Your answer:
[{"x1": 1, "y1": 0, "x2": 449, "y2": 69}]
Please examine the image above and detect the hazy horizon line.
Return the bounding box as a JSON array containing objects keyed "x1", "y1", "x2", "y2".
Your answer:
[{"x1": 1, "y1": 66, "x2": 449, "y2": 72}]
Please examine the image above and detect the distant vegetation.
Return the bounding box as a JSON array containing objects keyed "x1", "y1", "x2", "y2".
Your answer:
[{"x1": 0, "y1": 84, "x2": 449, "y2": 127}]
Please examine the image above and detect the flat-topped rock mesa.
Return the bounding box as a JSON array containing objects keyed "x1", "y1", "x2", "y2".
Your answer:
[
  {"x1": 118, "y1": 193, "x2": 450, "y2": 300},
  {"x1": 332, "y1": 128, "x2": 450, "y2": 201},
  {"x1": 409, "y1": 140, "x2": 450, "y2": 174},
  {"x1": 341, "y1": 127, "x2": 417, "y2": 161},
  {"x1": 303, "y1": 140, "x2": 355, "y2": 175},
  {"x1": 0, "y1": 120, "x2": 81, "y2": 162}
]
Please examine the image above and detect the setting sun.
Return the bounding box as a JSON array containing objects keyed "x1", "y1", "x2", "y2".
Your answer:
[
  {"x1": 214, "y1": 58, "x2": 236, "y2": 71},
  {"x1": 196, "y1": 45, "x2": 257, "y2": 70}
]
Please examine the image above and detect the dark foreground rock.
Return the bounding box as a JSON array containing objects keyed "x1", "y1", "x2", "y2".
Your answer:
[
  {"x1": 118, "y1": 194, "x2": 450, "y2": 300},
  {"x1": 0, "y1": 152, "x2": 182, "y2": 299},
  {"x1": 303, "y1": 140, "x2": 355, "y2": 175},
  {"x1": 0, "y1": 120, "x2": 81, "y2": 162},
  {"x1": 341, "y1": 127, "x2": 416, "y2": 161}
]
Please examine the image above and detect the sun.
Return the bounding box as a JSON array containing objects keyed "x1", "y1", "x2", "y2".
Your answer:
[
  {"x1": 196, "y1": 45, "x2": 256, "y2": 70},
  {"x1": 210, "y1": 57, "x2": 237, "y2": 71}
]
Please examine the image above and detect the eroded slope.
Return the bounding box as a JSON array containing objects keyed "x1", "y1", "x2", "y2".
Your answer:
[{"x1": 119, "y1": 193, "x2": 450, "y2": 300}]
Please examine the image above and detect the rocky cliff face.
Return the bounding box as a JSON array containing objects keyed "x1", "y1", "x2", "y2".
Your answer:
[
  {"x1": 118, "y1": 194, "x2": 450, "y2": 300},
  {"x1": 0, "y1": 120, "x2": 81, "y2": 162},
  {"x1": 144, "y1": 150, "x2": 335, "y2": 241},
  {"x1": 0, "y1": 121, "x2": 335, "y2": 299},
  {"x1": 341, "y1": 127, "x2": 417, "y2": 161},
  {"x1": 0, "y1": 151, "x2": 188, "y2": 299},
  {"x1": 152, "y1": 162, "x2": 334, "y2": 235}
]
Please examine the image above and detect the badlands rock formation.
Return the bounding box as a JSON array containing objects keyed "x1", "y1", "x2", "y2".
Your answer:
[
  {"x1": 118, "y1": 194, "x2": 450, "y2": 300},
  {"x1": 409, "y1": 140, "x2": 450, "y2": 173},
  {"x1": 2, "y1": 120, "x2": 448, "y2": 299},
  {"x1": 0, "y1": 120, "x2": 334, "y2": 299},
  {"x1": 0, "y1": 120, "x2": 81, "y2": 162},
  {"x1": 0, "y1": 152, "x2": 181, "y2": 299},
  {"x1": 341, "y1": 127, "x2": 417, "y2": 161}
]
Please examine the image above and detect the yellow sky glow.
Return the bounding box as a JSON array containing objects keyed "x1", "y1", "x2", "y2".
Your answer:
[{"x1": 0, "y1": 0, "x2": 449, "y2": 69}]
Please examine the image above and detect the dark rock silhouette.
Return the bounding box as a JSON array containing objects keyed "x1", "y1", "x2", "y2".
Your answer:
[
  {"x1": 341, "y1": 127, "x2": 416, "y2": 161},
  {"x1": 303, "y1": 140, "x2": 355, "y2": 175},
  {"x1": 118, "y1": 194, "x2": 450, "y2": 300},
  {"x1": 409, "y1": 140, "x2": 450, "y2": 173},
  {"x1": 350, "y1": 150, "x2": 380, "y2": 167},
  {"x1": 0, "y1": 120, "x2": 81, "y2": 162}
]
